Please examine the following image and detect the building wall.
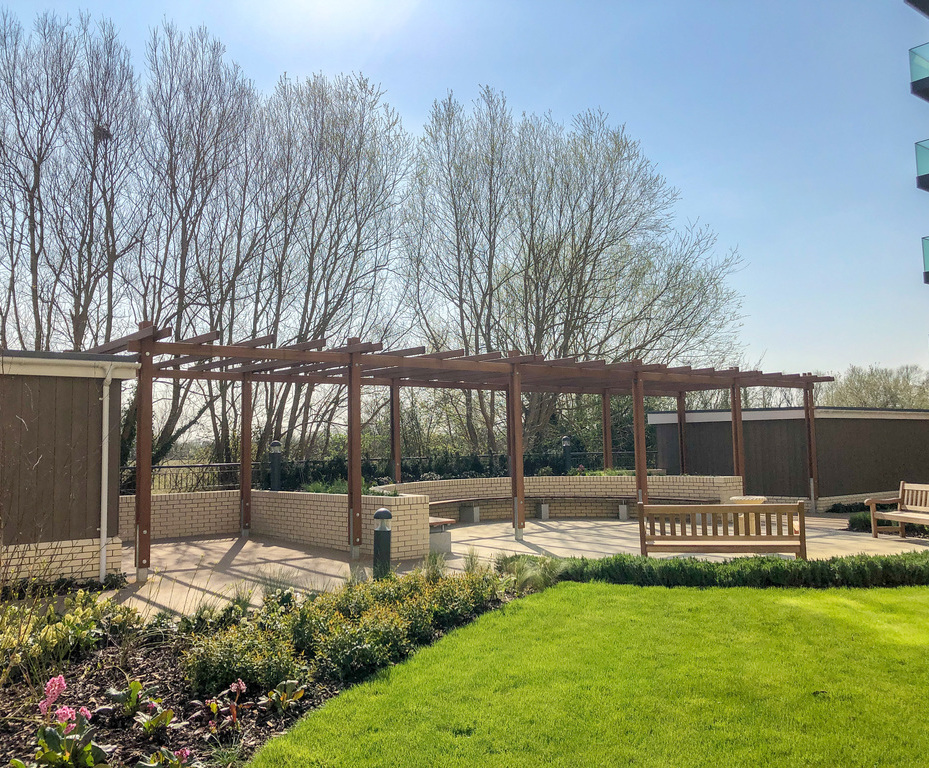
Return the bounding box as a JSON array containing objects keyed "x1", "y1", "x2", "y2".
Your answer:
[
  {"x1": 816, "y1": 419, "x2": 929, "y2": 496},
  {"x1": 250, "y1": 491, "x2": 430, "y2": 559},
  {"x1": 655, "y1": 413, "x2": 929, "y2": 504},
  {"x1": 0, "y1": 375, "x2": 121, "y2": 545},
  {"x1": 1, "y1": 537, "x2": 122, "y2": 581}
]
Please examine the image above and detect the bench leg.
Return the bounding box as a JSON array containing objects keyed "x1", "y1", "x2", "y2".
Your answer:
[
  {"x1": 900, "y1": 520, "x2": 906, "y2": 539},
  {"x1": 869, "y1": 504, "x2": 878, "y2": 538}
]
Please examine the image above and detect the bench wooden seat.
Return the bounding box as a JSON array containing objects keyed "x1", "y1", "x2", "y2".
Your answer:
[
  {"x1": 638, "y1": 502, "x2": 807, "y2": 560},
  {"x1": 428, "y1": 516, "x2": 455, "y2": 530},
  {"x1": 866, "y1": 482, "x2": 929, "y2": 538}
]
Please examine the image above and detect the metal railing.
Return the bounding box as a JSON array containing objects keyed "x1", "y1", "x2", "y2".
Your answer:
[{"x1": 119, "y1": 450, "x2": 658, "y2": 494}]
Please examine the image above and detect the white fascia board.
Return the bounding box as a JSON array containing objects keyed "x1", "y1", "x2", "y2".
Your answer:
[
  {"x1": 0, "y1": 355, "x2": 138, "y2": 380},
  {"x1": 648, "y1": 408, "x2": 929, "y2": 425}
]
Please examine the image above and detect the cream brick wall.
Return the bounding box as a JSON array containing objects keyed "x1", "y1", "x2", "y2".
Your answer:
[
  {"x1": 118, "y1": 491, "x2": 240, "y2": 541},
  {"x1": 377, "y1": 475, "x2": 744, "y2": 520},
  {"x1": 250, "y1": 491, "x2": 430, "y2": 559},
  {"x1": 1, "y1": 537, "x2": 122, "y2": 581}
]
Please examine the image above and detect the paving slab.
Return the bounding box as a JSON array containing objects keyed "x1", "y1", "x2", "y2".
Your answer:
[
  {"x1": 115, "y1": 535, "x2": 419, "y2": 617},
  {"x1": 444, "y1": 515, "x2": 929, "y2": 567}
]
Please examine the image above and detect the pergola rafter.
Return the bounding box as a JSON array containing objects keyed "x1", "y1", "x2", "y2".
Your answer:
[{"x1": 92, "y1": 323, "x2": 832, "y2": 579}]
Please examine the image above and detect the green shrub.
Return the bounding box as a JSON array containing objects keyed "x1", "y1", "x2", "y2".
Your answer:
[
  {"x1": 847, "y1": 510, "x2": 929, "y2": 536},
  {"x1": 1, "y1": 590, "x2": 141, "y2": 684},
  {"x1": 495, "y1": 554, "x2": 563, "y2": 594},
  {"x1": 184, "y1": 621, "x2": 303, "y2": 696},
  {"x1": 314, "y1": 604, "x2": 412, "y2": 683},
  {"x1": 560, "y1": 550, "x2": 929, "y2": 589},
  {"x1": 291, "y1": 570, "x2": 499, "y2": 678}
]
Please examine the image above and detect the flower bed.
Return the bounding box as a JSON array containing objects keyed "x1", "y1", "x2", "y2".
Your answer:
[{"x1": 0, "y1": 559, "x2": 513, "y2": 767}]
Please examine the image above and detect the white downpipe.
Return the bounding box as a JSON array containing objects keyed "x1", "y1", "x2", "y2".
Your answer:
[{"x1": 99, "y1": 364, "x2": 114, "y2": 583}]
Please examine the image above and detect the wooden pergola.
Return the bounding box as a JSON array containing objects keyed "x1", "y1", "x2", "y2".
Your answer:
[{"x1": 94, "y1": 322, "x2": 832, "y2": 578}]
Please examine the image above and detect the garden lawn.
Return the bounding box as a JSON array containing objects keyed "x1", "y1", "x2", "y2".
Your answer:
[{"x1": 249, "y1": 583, "x2": 929, "y2": 767}]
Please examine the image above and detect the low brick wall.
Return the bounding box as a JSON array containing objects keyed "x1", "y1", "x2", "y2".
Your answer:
[
  {"x1": 118, "y1": 491, "x2": 240, "y2": 542},
  {"x1": 377, "y1": 475, "x2": 744, "y2": 521},
  {"x1": 251, "y1": 491, "x2": 430, "y2": 559},
  {"x1": 1, "y1": 537, "x2": 122, "y2": 581}
]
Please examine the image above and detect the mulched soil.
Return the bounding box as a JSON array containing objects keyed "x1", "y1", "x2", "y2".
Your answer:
[{"x1": 0, "y1": 639, "x2": 340, "y2": 767}]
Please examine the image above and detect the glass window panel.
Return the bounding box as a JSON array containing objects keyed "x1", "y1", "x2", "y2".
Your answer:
[{"x1": 911, "y1": 44, "x2": 929, "y2": 83}]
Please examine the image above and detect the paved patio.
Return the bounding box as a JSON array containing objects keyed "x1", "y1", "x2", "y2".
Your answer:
[{"x1": 114, "y1": 515, "x2": 929, "y2": 616}]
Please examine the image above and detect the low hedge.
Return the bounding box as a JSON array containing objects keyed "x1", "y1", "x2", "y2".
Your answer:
[
  {"x1": 847, "y1": 510, "x2": 929, "y2": 537},
  {"x1": 560, "y1": 550, "x2": 929, "y2": 589}
]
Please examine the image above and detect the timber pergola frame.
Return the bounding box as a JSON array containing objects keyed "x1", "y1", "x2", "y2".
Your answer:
[{"x1": 94, "y1": 322, "x2": 832, "y2": 578}]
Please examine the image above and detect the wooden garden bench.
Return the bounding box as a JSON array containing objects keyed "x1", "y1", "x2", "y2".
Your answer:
[
  {"x1": 866, "y1": 482, "x2": 929, "y2": 538},
  {"x1": 637, "y1": 502, "x2": 807, "y2": 560}
]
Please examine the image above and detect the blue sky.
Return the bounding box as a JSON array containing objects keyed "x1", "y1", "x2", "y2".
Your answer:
[{"x1": 8, "y1": 0, "x2": 927, "y2": 375}]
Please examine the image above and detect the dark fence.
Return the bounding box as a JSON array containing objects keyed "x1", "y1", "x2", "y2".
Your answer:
[{"x1": 120, "y1": 450, "x2": 657, "y2": 495}]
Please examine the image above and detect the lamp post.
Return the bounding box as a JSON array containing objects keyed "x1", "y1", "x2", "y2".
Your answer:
[
  {"x1": 562, "y1": 434, "x2": 571, "y2": 475},
  {"x1": 270, "y1": 440, "x2": 282, "y2": 491},
  {"x1": 373, "y1": 508, "x2": 392, "y2": 579}
]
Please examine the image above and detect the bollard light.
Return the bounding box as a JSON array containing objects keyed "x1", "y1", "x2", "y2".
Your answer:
[
  {"x1": 562, "y1": 434, "x2": 571, "y2": 474},
  {"x1": 374, "y1": 507, "x2": 392, "y2": 531},
  {"x1": 270, "y1": 439, "x2": 283, "y2": 491},
  {"x1": 373, "y1": 507, "x2": 392, "y2": 579}
]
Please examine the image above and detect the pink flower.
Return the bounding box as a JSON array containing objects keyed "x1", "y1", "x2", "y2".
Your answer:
[
  {"x1": 174, "y1": 748, "x2": 192, "y2": 763},
  {"x1": 229, "y1": 679, "x2": 246, "y2": 695},
  {"x1": 39, "y1": 675, "x2": 67, "y2": 716},
  {"x1": 78, "y1": 707, "x2": 92, "y2": 721},
  {"x1": 55, "y1": 705, "x2": 76, "y2": 724},
  {"x1": 147, "y1": 701, "x2": 158, "y2": 712},
  {"x1": 44, "y1": 675, "x2": 66, "y2": 704}
]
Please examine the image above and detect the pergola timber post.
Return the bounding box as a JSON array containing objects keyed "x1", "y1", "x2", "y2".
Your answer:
[
  {"x1": 134, "y1": 322, "x2": 154, "y2": 582},
  {"x1": 632, "y1": 372, "x2": 648, "y2": 504},
  {"x1": 803, "y1": 382, "x2": 819, "y2": 511},
  {"x1": 347, "y1": 353, "x2": 363, "y2": 558},
  {"x1": 389, "y1": 379, "x2": 402, "y2": 484},
  {"x1": 508, "y1": 365, "x2": 526, "y2": 540},
  {"x1": 239, "y1": 376, "x2": 253, "y2": 536},
  {"x1": 676, "y1": 391, "x2": 688, "y2": 475},
  {"x1": 601, "y1": 391, "x2": 613, "y2": 470},
  {"x1": 729, "y1": 381, "x2": 746, "y2": 494}
]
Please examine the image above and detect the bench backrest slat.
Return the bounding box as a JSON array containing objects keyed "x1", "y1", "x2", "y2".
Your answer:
[
  {"x1": 901, "y1": 482, "x2": 929, "y2": 513},
  {"x1": 638, "y1": 503, "x2": 804, "y2": 541}
]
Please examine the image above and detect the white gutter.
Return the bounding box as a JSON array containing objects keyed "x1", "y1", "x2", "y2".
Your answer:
[
  {"x1": 99, "y1": 363, "x2": 114, "y2": 582},
  {"x1": 0, "y1": 355, "x2": 137, "y2": 380}
]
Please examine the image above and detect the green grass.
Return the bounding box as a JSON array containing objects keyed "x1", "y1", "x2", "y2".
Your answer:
[{"x1": 249, "y1": 583, "x2": 929, "y2": 767}]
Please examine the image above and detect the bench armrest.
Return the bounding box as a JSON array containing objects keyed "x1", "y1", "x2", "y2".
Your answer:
[{"x1": 864, "y1": 497, "x2": 900, "y2": 508}]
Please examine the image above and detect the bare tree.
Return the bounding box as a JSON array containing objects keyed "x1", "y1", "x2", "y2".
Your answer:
[
  {"x1": 0, "y1": 11, "x2": 77, "y2": 350},
  {"x1": 403, "y1": 87, "x2": 514, "y2": 451},
  {"x1": 253, "y1": 73, "x2": 409, "y2": 459},
  {"x1": 45, "y1": 15, "x2": 145, "y2": 350},
  {"x1": 404, "y1": 97, "x2": 743, "y2": 449}
]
